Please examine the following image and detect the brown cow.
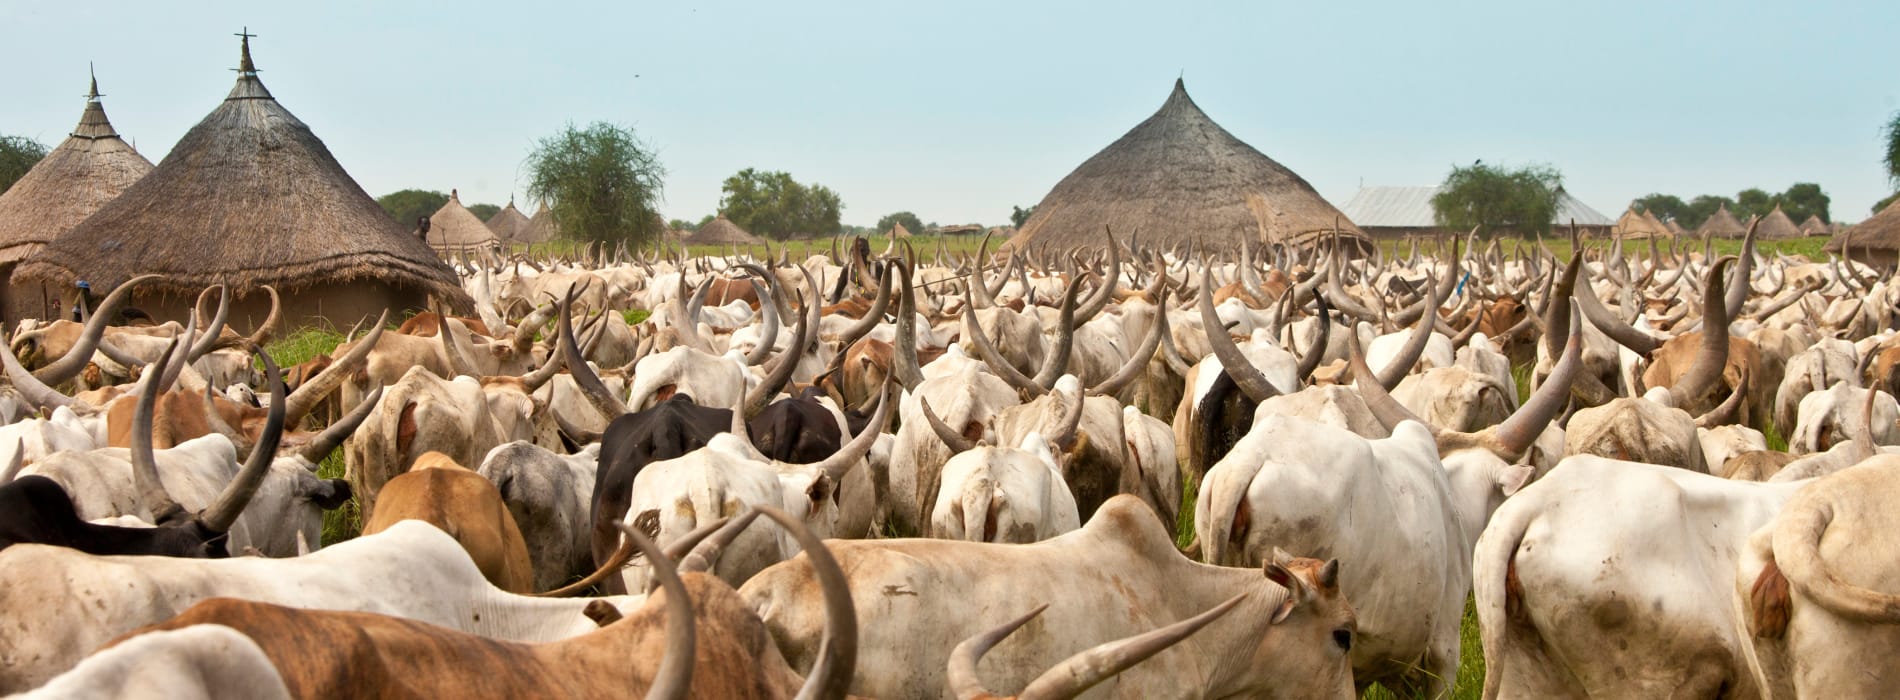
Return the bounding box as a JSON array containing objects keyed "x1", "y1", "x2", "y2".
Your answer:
[{"x1": 363, "y1": 452, "x2": 533, "y2": 593}]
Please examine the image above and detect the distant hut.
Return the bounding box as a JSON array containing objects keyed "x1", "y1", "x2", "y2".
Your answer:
[
  {"x1": 1694, "y1": 203, "x2": 1748, "y2": 239},
  {"x1": 933, "y1": 224, "x2": 984, "y2": 236},
  {"x1": 485, "y1": 198, "x2": 530, "y2": 242},
  {"x1": 1825, "y1": 198, "x2": 1899, "y2": 267},
  {"x1": 1550, "y1": 187, "x2": 1615, "y2": 237},
  {"x1": 685, "y1": 215, "x2": 763, "y2": 246},
  {"x1": 1664, "y1": 218, "x2": 1688, "y2": 237},
  {"x1": 1753, "y1": 205, "x2": 1804, "y2": 240},
  {"x1": 0, "y1": 72, "x2": 153, "y2": 322},
  {"x1": 1007, "y1": 79, "x2": 1370, "y2": 255},
  {"x1": 1799, "y1": 214, "x2": 1829, "y2": 236},
  {"x1": 1611, "y1": 207, "x2": 1670, "y2": 239},
  {"x1": 18, "y1": 34, "x2": 468, "y2": 329},
  {"x1": 515, "y1": 202, "x2": 558, "y2": 244},
  {"x1": 886, "y1": 221, "x2": 914, "y2": 239},
  {"x1": 427, "y1": 189, "x2": 499, "y2": 251}
]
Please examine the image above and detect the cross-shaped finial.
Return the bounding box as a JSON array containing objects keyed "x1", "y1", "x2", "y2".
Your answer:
[
  {"x1": 86, "y1": 62, "x2": 102, "y2": 101},
  {"x1": 234, "y1": 27, "x2": 259, "y2": 75}
]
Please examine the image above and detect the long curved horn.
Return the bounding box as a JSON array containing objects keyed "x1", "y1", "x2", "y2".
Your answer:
[
  {"x1": 1574, "y1": 269, "x2": 1664, "y2": 356},
  {"x1": 1197, "y1": 264, "x2": 1281, "y2": 403},
  {"x1": 741, "y1": 279, "x2": 780, "y2": 367},
  {"x1": 1669, "y1": 257, "x2": 1736, "y2": 409},
  {"x1": 508, "y1": 303, "x2": 559, "y2": 360},
  {"x1": 131, "y1": 339, "x2": 185, "y2": 524},
  {"x1": 891, "y1": 250, "x2": 925, "y2": 390},
  {"x1": 1028, "y1": 276, "x2": 1084, "y2": 390},
  {"x1": 32, "y1": 274, "x2": 161, "y2": 385},
  {"x1": 1044, "y1": 379, "x2": 1089, "y2": 452},
  {"x1": 963, "y1": 288, "x2": 1047, "y2": 397},
  {"x1": 560, "y1": 287, "x2": 629, "y2": 417},
  {"x1": 1090, "y1": 286, "x2": 1169, "y2": 396},
  {"x1": 1490, "y1": 302, "x2": 1580, "y2": 459},
  {"x1": 185, "y1": 285, "x2": 230, "y2": 361},
  {"x1": 949, "y1": 593, "x2": 1247, "y2": 700},
  {"x1": 677, "y1": 510, "x2": 764, "y2": 576},
  {"x1": 299, "y1": 386, "x2": 382, "y2": 465},
  {"x1": 2, "y1": 334, "x2": 74, "y2": 410},
  {"x1": 281, "y1": 310, "x2": 388, "y2": 429},
  {"x1": 1072, "y1": 227, "x2": 1120, "y2": 324},
  {"x1": 434, "y1": 303, "x2": 482, "y2": 378},
  {"x1": 198, "y1": 349, "x2": 286, "y2": 533},
  {"x1": 243, "y1": 285, "x2": 282, "y2": 348},
  {"x1": 1374, "y1": 276, "x2": 1438, "y2": 391},
  {"x1": 1693, "y1": 366, "x2": 1748, "y2": 428},
  {"x1": 1293, "y1": 293, "x2": 1333, "y2": 382},
  {"x1": 755, "y1": 505, "x2": 856, "y2": 700},
  {"x1": 1347, "y1": 329, "x2": 1434, "y2": 436},
  {"x1": 798, "y1": 384, "x2": 892, "y2": 481},
  {"x1": 1725, "y1": 219, "x2": 1758, "y2": 320},
  {"x1": 743, "y1": 268, "x2": 817, "y2": 419},
  {"x1": 831, "y1": 263, "x2": 892, "y2": 349},
  {"x1": 152, "y1": 309, "x2": 198, "y2": 395},
  {"x1": 609, "y1": 520, "x2": 694, "y2": 700}
]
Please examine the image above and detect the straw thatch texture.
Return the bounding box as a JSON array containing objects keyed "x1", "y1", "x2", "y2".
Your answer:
[
  {"x1": 1695, "y1": 203, "x2": 1747, "y2": 239},
  {"x1": 1754, "y1": 205, "x2": 1803, "y2": 240},
  {"x1": 16, "y1": 44, "x2": 468, "y2": 314},
  {"x1": 1664, "y1": 218, "x2": 1687, "y2": 236},
  {"x1": 1611, "y1": 207, "x2": 1669, "y2": 239},
  {"x1": 427, "y1": 190, "x2": 499, "y2": 248},
  {"x1": 486, "y1": 200, "x2": 530, "y2": 241},
  {"x1": 1007, "y1": 79, "x2": 1368, "y2": 254},
  {"x1": 686, "y1": 215, "x2": 763, "y2": 245},
  {"x1": 0, "y1": 84, "x2": 152, "y2": 264},
  {"x1": 887, "y1": 221, "x2": 913, "y2": 238},
  {"x1": 515, "y1": 202, "x2": 558, "y2": 243},
  {"x1": 1825, "y1": 198, "x2": 1900, "y2": 264},
  {"x1": 1799, "y1": 214, "x2": 1829, "y2": 236}
]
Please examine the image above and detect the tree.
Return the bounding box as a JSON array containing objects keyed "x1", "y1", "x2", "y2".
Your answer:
[
  {"x1": 877, "y1": 211, "x2": 924, "y2": 236},
  {"x1": 1735, "y1": 188, "x2": 1775, "y2": 221},
  {"x1": 1682, "y1": 195, "x2": 1737, "y2": 229},
  {"x1": 1778, "y1": 182, "x2": 1830, "y2": 224},
  {"x1": 467, "y1": 203, "x2": 501, "y2": 221},
  {"x1": 1884, "y1": 110, "x2": 1900, "y2": 187},
  {"x1": 667, "y1": 218, "x2": 698, "y2": 232},
  {"x1": 0, "y1": 135, "x2": 49, "y2": 195},
  {"x1": 1876, "y1": 192, "x2": 1899, "y2": 215},
  {"x1": 525, "y1": 121, "x2": 667, "y2": 247},
  {"x1": 1010, "y1": 204, "x2": 1037, "y2": 228},
  {"x1": 718, "y1": 168, "x2": 843, "y2": 239},
  {"x1": 1429, "y1": 162, "x2": 1563, "y2": 236},
  {"x1": 375, "y1": 189, "x2": 449, "y2": 229},
  {"x1": 697, "y1": 214, "x2": 715, "y2": 229},
  {"x1": 1631, "y1": 193, "x2": 1688, "y2": 223}
]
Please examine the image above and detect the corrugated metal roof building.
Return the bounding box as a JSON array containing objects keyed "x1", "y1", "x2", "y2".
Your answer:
[{"x1": 1340, "y1": 185, "x2": 1612, "y2": 238}]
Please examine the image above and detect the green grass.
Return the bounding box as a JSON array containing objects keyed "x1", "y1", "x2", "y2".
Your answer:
[
  {"x1": 1376, "y1": 233, "x2": 1832, "y2": 265},
  {"x1": 623, "y1": 308, "x2": 651, "y2": 325},
  {"x1": 1763, "y1": 419, "x2": 1789, "y2": 452},
  {"x1": 316, "y1": 450, "x2": 361, "y2": 547},
  {"x1": 263, "y1": 326, "x2": 347, "y2": 370},
  {"x1": 1359, "y1": 601, "x2": 1485, "y2": 700}
]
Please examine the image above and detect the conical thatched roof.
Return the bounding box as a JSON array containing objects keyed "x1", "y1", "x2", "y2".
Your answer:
[
  {"x1": 0, "y1": 74, "x2": 153, "y2": 264},
  {"x1": 486, "y1": 199, "x2": 530, "y2": 241},
  {"x1": 1664, "y1": 218, "x2": 1688, "y2": 236},
  {"x1": 1754, "y1": 205, "x2": 1803, "y2": 240},
  {"x1": 686, "y1": 215, "x2": 763, "y2": 245},
  {"x1": 18, "y1": 37, "x2": 466, "y2": 308},
  {"x1": 1007, "y1": 79, "x2": 1369, "y2": 254},
  {"x1": 887, "y1": 221, "x2": 913, "y2": 238},
  {"x1": 1799, "y1": 214, "x2": 1829, "y2": 236},
  {"x1": 1826, "y1": 198, "x2": 1900, "y2": 255},
  {"x1": 515, "y1": 202, "x2": 558, "y2": 244},
  {"x1": 1612, "y1": 207, "x2": 1669, "y2": 238},
  {"x1": 427, "y1": 189, "x2": 498, "y2": 248},
  {"x1": 1694, "y1": 203, "x2": 1747, "y2": 239}
]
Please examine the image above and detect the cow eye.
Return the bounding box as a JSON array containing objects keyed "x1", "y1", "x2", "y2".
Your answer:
[{"x1": 1332, "y1": 628, "x2": 1352, "y2": 651}]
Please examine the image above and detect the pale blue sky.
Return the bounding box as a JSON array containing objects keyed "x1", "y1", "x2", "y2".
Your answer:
[{"x1": 5, "y1": 1, "x2": 1896, "y2": 227}]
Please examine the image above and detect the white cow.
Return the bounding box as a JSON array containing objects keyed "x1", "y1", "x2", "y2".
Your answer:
[
  {"x1": 478, "y1": 441, "x2": 601, "y2": 591},
  {"x1": 928, "y1": 433, "x2": 1079, "y2": 543}
]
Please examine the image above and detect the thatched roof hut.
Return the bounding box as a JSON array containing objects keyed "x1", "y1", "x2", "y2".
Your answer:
[
  {"x1": 18, "y1": 35, "x2": 468, "y2": 327},
  {"x1": 426, "y1": 189, "x2": 499, "y2": 249},
  {"x1": 1664, "y1": 218, "x2": 1688, "y2": 236},
  {"x1": 1825, "y1": 198, "x2": 1900, "y2": 267},
  {"x1": 1694, "y1": 203, "x2": 1747, "y2": 239},
  {"x1": 1754, "y1": 205, "x2": 1803, "y2": 240},
  {"x1": 0, "y1": 74, "x2": 154, "y2": 322},
  {"x1": 515, "y1": 202, "x2": 558, "y2": 244},
  {"x1": 886, "y1": 221, "x2": 913, "y2": 239},
  {"x1": 1799, "y1": 214, "x2": 1829, "y2": 236},
  {"x1": 1006, "y1": 79, "x2": 1369, "y2": 255},
  {"x1": 1611, "y1": 207, "x2": 1669, "y2": 239},
  {"x1": 686, "y1": 215, "x2": 763, "y2": 246},
  {"x1": 486, "y1": 199, "x2": 530, "y2": 241}
]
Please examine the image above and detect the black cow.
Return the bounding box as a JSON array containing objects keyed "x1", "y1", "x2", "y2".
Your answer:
[
  {"x1": 590, "y1": 394, "x2": 731, "y2": 593},
  {"x1": 0, "y1": 476, "x2": 230, "y2": 557},
  {"x1": 746, "y1": 388, "x2": 845, "y2": 464}
]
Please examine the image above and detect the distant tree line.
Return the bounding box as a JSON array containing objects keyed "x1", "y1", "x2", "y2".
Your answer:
[
  {"x1": 718, "y1": 168, "x2": 843, "y2": 239},
  {"x1": 1630, "y1": 183, "x2": 1830, "y2": 229},
  {"x1": 1430, "y1": 162, "x2": 1564, "y2": 236},
  {"x1": 0, "y1": 134, "x2": 49, "y2": 195},
  {"x1": 1882, "y1": 110, "x2": 1900, "y2": 214},
  {"x1": 375, "y1": 189, "x2": 508, "y2": 230}
]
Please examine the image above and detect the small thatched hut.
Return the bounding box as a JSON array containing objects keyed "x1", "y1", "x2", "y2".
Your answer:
[
  {"x1": 886, "y1": 221, "x2": 913, "y2": 239},
  {"x1": 486, "y1": 199, "x2": 530, "y2": 241},
  {"x1": 1799, "y1": 214, "x2": 1829, "y2": 236},
  {"x1": 515, "y1": 202, "x2": 558, "y2": 244},
  {"x1": 18, "y1": 35, "x2": 468, "y2": 329},
  {"x1": 1664, "y1": 218, "x2": 1688, "y2": 237},
  {"x1": 1611, "y1": 207, "x2": 1670, "y2": 239},
  {"x1": 1006, "y1": 79, "x2": 1369, "y2": 255},
  {"x1": 0, "y1": 74, "x2": 154, "y2": 323},
  {"x1": 1825, "y1": 198, "x2": 1900, "y2": 267},
  {"x1": 1694, "y1": 203, "x2": 1748, "y2": 239},
  {"x1": 426, "y1": 189, "x2": 499, "y2": 250},
  {"x1": 1753, "y1": 205, "x2": 1804, "y2": 240},
  {"x1": 686, "y1": 215, "x2": 763, "y2": 246}
]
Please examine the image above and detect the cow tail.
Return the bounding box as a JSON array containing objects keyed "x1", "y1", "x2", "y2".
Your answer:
[
  {"x1": 1472, "y1": 497, "x2": 1536, "y2": 700},
  {"x1": 959, "y1": 475, "x2": 994, "y2": 543},
  {"x1": 1773, "y1": 497, "x2": 1900, "y2": 624}
]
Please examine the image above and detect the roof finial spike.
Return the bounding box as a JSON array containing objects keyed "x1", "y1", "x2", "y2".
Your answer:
[
  {"x1": 235, "y1": 27, "x2": 259, "y2": 76},
  {"x1": 87, "y1": 62, "x2": 101, "y2": 102}
]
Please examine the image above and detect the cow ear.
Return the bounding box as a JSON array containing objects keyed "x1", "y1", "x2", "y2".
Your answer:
[
  {"x1": 1498, "y1": 464, "x2": 1535, "y2": 497},
  {"x1": 1264, "y1": 562, "x2": 1305, "y2": 624},
  {"x1": 313, "y1": 479, "x2": 353, "y2": 510},
  {"x1": 806, "y1": 474, "x2": 835, "y2": 505},
  {"x1": 1317, "y1": 559, "x2": 1341, "y2": 591}
]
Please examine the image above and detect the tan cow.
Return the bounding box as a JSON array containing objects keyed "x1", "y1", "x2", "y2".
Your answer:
[{"x1": 363, "y1": 451, "x2": 533, "y2": 593}]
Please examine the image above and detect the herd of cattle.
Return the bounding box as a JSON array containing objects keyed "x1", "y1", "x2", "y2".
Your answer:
[{"x1": 0, "y1": 225, "x2": 1896, "y2": 698}]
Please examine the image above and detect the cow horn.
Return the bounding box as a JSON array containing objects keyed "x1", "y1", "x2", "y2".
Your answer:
[
  {"x1": 1669, "y1": 257, "x2": 1736, "y2": 409},
  {"x1": 509, "y1": 303, "x2": 559, "y2": 360},
  {"x1": 743, "y1": 267, "x2": 817, "y2": 419},
  {"x1": 891, "y1": 249, "x2": 925, "y2": 390},
  {"x1": 799, "y1": 383, "x2": 892, "y2": 481},
  {"x1": 755, "y1": 505, "x2": 857, "y2": 700},
  {"x1": 281, "y1": 310, "x2": 387, "y2": 429},
  {"x1": 1725, "y1": 219, "x2": 1758, "y2": 320},
  {"x1": 1028, "y1": 275, "x2": 1084, "y2": 390},
  {"x1": 1072, "y1": 227, "x2": 1120, "y2": 324},
  {"x1": 1, "y1": 332, "x2": 75, "y2": 410},
  {"x1": 609, "y1": 520, "x2": 695, "y2": 700},
  {"x1": 433, "y1": 302, "x2": 483, "y2": 378},
  {"x1": 832, "y1": 263, "x2": 893, "y2": 350},
  {"x1": 920, "y1": 396, "x2": 980, "y2": 452},
  {"x1": 131, "y1": 339, "x2": 186, "y2": 524},
  {"x1": 963, "y1": 284, "x2": 1046, "y2": 397},
  {"x1": 1855, "y1": 385, "x2": 1880, "y2": 463},
  {"x1": 677, "y1": 509, "x2": 764, "y2": 576},
  {"x1": 31, "y1": 274, "x2": 161, "y2": 386},
  {"x1": 1575, "y1": 268, "x2": 1664, "y2": 357},
  {"x1": 151, "y1": 309, "x2": 199, "y2": 395},
  {"x1": 299, "y1": 386, "x2": 380, "y2": 465},
  {"x1": 1197, "y1": 266, "x2": 1281, "y2": 403},
  {"x1": 1293, "y1": 293, "x2": 1333, "y2": 383},
  {"x1": 1090, "y1": 285, "x2": 1169, "y2": 396},
  {"x1": 1238, "y1": 240, "x2": 1269, "y2": 303},
  {"x1": 1347, "y1": 327, "x2": 1435, "y2": 438},
  {"x1": 741, "y1": 278, "x2": 779, "y2": 367},
  {"x1": 243, "y1": 285, "x2": 282, "y2": 348},
  {"x1": 1693, "y1": 366, "x2": 1749, "y2": 428},
  {"x1": 519, "y1": 324, "x2": 567, "y2": 394},
  {"x1": 0, "y1": 438, "x2": 23, "y2": 485},
  {"x1": 186, "y1": 285, "x2": 230, "y2": 362},
  {"x1": 1045, "y1": 378, "x2": 1088, "y2": 453},
  {"x1": 199, "y1": 384, "x2": 250, "y2": 454},
  {"x1": 1490, "y1": 302, "x2": 1580, "y2": 460},
  {"x1": 1373, "y1": 275, "x2": 1438, "y2": 391},
  {"x1": 198, "y1": 349, "x2": 285, "y2": 533},
  {"x1": 682, "y1": 275, "x2": 715, "y2": 332},
  {"x1": 949, "y1": 593, "x2": 1247, "y2": 700},
  {"x1": 560, "y1": 287, "x2": 630, "y2": 417}
]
